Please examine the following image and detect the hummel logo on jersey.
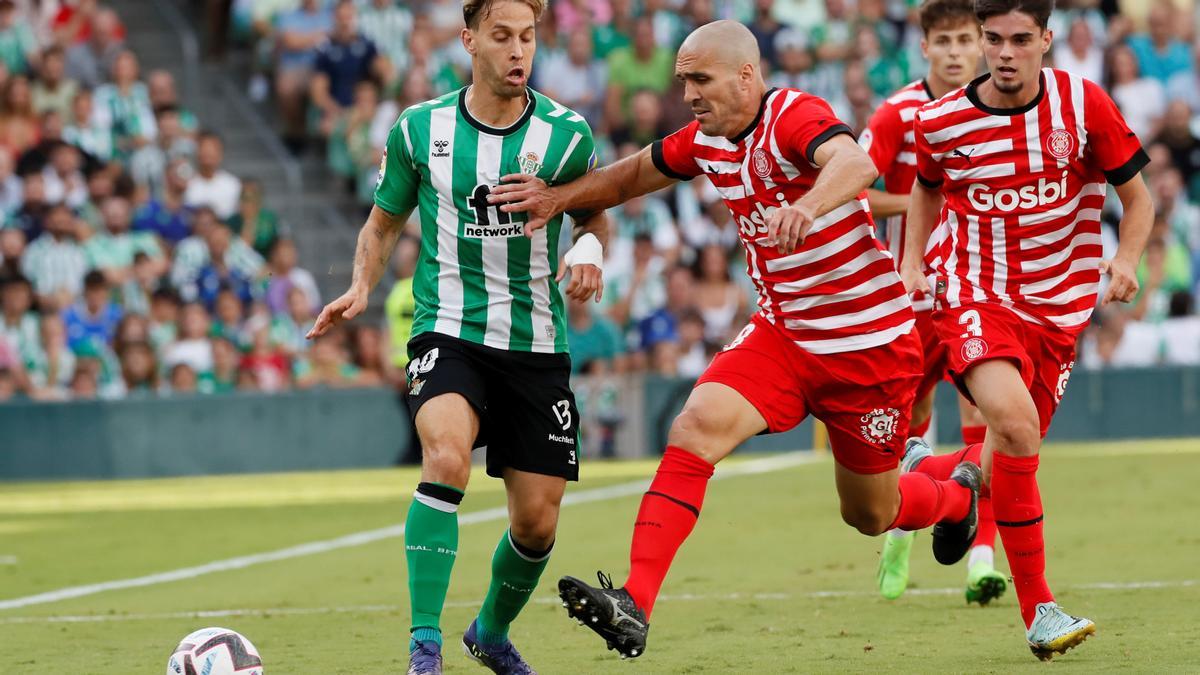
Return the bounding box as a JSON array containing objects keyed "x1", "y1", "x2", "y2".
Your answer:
[
  {"x1": 607, "y1": 596, "x2": 646, "y2": 629},
  {"x1": 432, "y1": 139, "x2": 450, "y2": 157}
]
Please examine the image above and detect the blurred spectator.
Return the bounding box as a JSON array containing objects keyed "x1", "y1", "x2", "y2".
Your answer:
[
  {"x1": 1132, "y1": 222, "x2": 1192, "y2": 322},
  {"x1": 0, "y1": 272, "x2": 37, "y2": 366},
  {"x1": 0, "y1": 365, "x2": 17, "y2": 399},
  {"x1": 147, "y1": 286, "x2": 179, "y2": 352},
  {"x1": 674, "y1": 308, "x2": 709, "y2": 378},
  {"x1": 606, "y1": 232, "x2": 667, "y2": 329},
  {"x1": 167, "y1": 361, "x2": 198, "y2": 394},
  {"x1": 132, "y1": 157, "x2": 192, "y2": 246},
  {"x1": 270, "y1": 284, "x2": 313, "y2": 356},
  {"x1": 171, "y1": 206, "x2": 263, "y2": 294},
  {"x1": 0, "y1": 148, "x2": 20, "y2": 217},
  {"x1": 0, "y1": 75, "x2": 40, "y2": 155},
  {"x1": 129, "y1": 104, "x2": 197, "y2": 199},
  {"x1": 1055, "y1": 16, "x2": 1104, "y2": 84},
  {"x1": 605, "y1": 16, "x2": 675, "y2": 129},
  {"x1": 114, "y1": 312, "x2": 151, "y2": 353},
  {"x1": 227, "y1": 178, "x2": 280, "y2": 256},
  {"x1": 199, "y1": 335, "x2": 239, "y2": 393},
  {"x1": 1109, "y1": 43, "x2": 1166, "y2": 141},
  {"x1": 537, "y1": 27, "x2": 607, "y2": 128},
  {"x1": 29, "y1": 311, "x2": 75, "y2": 397},
  {"x1": 62, "y1": 269, "x2": 120, "y2": 353},
  {"x1": 85, "y1": 195, "x2": 166, "y2": 285},
  {"x1": 117, "y1": 250, "x2": 162, "y2": 316},
  {"x1": 556, "y1": 0, "x2": 613, "y2": 34},
  {"x1": 610, "y1": 89, "x2": 670, "y2": 149},
  {"x1": 67, "y1": 357, "x2": 98, "y2": 398},
  {"x1": 1155, "y1": 100, "x2": 1200, "y2": 201},
  {"x1": 0, "y1": 0, "x2": 39, "y2": 76},
  {"x1": 64, "y1": 7, "x2": 124, "y2": 89},
  {"x1": 0, "y1": 225, "x2": 23, "y2": 275},
  {"x1": 346, "y1": 323, "x2": 384, "y2": 385},
  {"x1": 241, "y1": 317, "x2": 290, "y2": 391},
  {"x1": 295, "y1": 329, "x2": 371, "y2": 388},
  {"x1": 191, "y1": 223, "x2": 261, "y2": 310},
  {"x1": 32, "y1": 46, "x2": 79, "y2": 121},
  {"x1": 382, "y1": 232, "x2": 417, "y2": 383},
  {"x1": 328, "y1": 79, "x2": 379, "y2": 199},
  {"x1": 164, "y1": 300, "x2": 213, "y2": 373},
  {"x1": 184, "y1": 131, "x2": 242, "y2": 219},
  {"x1": 1126, "y1": 1, "x2": 1192, "y2": 84},
  {"x1": 747, "y1": 0, "x2": 782, "y2": 66},
  {"x1": 310, "y1": 0, "x2": 389, "y2": 138},
  {"x1": 63, "y1": 88, "x2": 113, "y2": 162},
  {"x1": 358, "y1": 0, "x2": 412, "y2": 77},
  {"x1": 21, "y1": 202, "x2": 87, "y2": 309},
  {"x1": 566, "y1": 298, "x2": 626, "y2": 374},
  {"x1": 275, "y1": 0, "x2": 334, "y2": 151},
  {"x1": 210, "y1": 286, "x2": 247, "y2": 346},
  {"x1": 93, "y1": 50, "x2": 156, "y2": 160},
  {"x1": 1080, "y1": 308, "x2": 1161, "y2": 368},
  {"x1": 42, "y1": 142, "x2": 87, "y2": 208},
  {"x1": 264, "y1": 236, "x2": 318, "y2": 315},
  {"x1": 117, "y1": 339, "x2": 157, "y2": 396},
  {"x1": 691, "y1": 242, "x2": 748, "y2": 344},
  {"x1": 146, "y1": 69, "x2": 198, "y2": 134}
]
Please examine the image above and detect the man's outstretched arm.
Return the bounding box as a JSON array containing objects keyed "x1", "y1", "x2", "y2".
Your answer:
[
  {"x1": 307, "y1": 205, "x2": 412, "y2": 338},
  {"x1": 488, "y1": 146, "x2": 677, "y2": 236}
]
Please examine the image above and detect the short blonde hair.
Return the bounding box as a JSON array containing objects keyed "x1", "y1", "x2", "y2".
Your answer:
[{"x1": 463, "y1": 0, "x2": 545, "y2": 29}]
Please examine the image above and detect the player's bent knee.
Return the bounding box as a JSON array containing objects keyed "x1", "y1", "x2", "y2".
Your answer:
[
  {"x1": 667, "y1": 407, "x2": 732, "y2": 463},
  {"x1": 987, "y1": 415, "x2": 1040, "y2": 456},
  {"x1": 420, "y1": 442, "x2": 472, "y2": 486},
  {"x1": 509, "y1": 512, "x2": 558, "y2": 551},
  {"x1": 840, "y1": 505, "x2": 894, "y2": 536}
]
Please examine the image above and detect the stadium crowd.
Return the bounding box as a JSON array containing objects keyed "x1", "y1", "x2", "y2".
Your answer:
[
  {"x1": 0, "y1": 0, "x2": 395, "y2": 402},
  {"x1": 2, "y1": 0, "x2": 1200, "y2": 403}
]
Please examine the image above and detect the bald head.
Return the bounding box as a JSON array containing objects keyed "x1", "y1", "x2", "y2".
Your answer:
[
  {"x1": 675, "y1": 20, "x2": 766, "y2": 138},
  {"x1": 679, "y1": 20, "x2": 761, "y2": 69}
]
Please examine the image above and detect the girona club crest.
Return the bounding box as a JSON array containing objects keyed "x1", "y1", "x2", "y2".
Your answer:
[
  {"x1": 860, "y1": 407, "x2": 900, "y2": 445},
  {"x1": 752, "y1": 148, "x2": 772, "y2": 179},
  {"x1": 961, "y1": 337, "x2": 988, "y2": 362},
  {"x1": 1046, "y1": 129, "x2": 1076, "y2": 160}
]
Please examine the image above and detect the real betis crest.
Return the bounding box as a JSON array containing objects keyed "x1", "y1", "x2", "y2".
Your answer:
[{"x1": 517, "y1": 151, "x2": 542, "y2": 175}]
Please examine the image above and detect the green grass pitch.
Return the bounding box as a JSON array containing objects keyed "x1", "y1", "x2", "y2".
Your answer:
[{"x1": 2, "y1": 438, "x2": 1198, "y2": 673}]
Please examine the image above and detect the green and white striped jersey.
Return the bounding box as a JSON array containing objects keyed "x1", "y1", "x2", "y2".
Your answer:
[{"x1": 375, "y1": 87, "x2": 597, "y2": 354}]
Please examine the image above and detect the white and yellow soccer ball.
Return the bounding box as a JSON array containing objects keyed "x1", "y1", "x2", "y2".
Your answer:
[{"x1": 166, "y1": 627, "x2": 263, "y2": 675}]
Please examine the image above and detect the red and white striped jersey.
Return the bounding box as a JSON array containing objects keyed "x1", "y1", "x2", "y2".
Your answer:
[
  {"x1": 861, "y1": 79, "x2": 939, "y2": 311},
  {"x1": 914, "y1": 68, "x2": 1147, "y2": 335},
  {"x1": 653, "y1": 87, "x2": 914, "y2": 354}
]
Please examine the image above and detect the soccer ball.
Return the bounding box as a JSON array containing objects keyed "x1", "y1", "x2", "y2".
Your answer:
[{"x1": 166, "y1": 627, "x2": 263, "y2": 675}]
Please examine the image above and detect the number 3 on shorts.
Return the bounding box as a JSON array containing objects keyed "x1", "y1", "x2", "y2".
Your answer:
[{"x1": 958, "y1": 309, "x2": 983, "y2": 338}]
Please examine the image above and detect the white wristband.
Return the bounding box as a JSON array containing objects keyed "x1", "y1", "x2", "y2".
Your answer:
[{"x1": 563, "y1": 232, "x2": 604, "y2": 270}]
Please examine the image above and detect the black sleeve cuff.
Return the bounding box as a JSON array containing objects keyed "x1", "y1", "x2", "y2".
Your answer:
[
  {"x1": 651, "y1": 140, "x2": 694, "y2": 181},
  {"x1": 917, "y1": 173, "x2": 943, "y2": 189},
  {"x1": 1104, "y1": 147, "x2": 1150, "y2": 186},
  {"x1": 804, "y1": 123, "x2": 854, "y2": 165}
]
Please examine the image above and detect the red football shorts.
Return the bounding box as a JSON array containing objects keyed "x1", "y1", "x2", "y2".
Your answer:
[
  {"x1": 696, "y1": 314, "x2": 923, "y2": 474},
  {"x1": 913, "y1": 308, "x2": 949, "y2": 402},
  {"x1": 931, "y1": 302, "x2": 1077, "y2": 438}
]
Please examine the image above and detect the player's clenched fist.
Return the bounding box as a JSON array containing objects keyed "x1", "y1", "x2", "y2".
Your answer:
[
  {"x1": 489, "y1": 174, "x2": 559, "y2": 238},
  {"x1": 1100, "y1": 257, "x2": 1139, "y2": 305},
  {"x1": 765, "y1": 202, "x2": 817, "y2": 254},
  {"x1": 899, "y1": 261, "x2": 931, "y2": 299},
  {"x1": 307, "y1": 285, "x2": 368, "y2": 339}
]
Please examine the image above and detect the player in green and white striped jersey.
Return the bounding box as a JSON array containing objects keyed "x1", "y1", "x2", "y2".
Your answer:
[{"x1": 306, "y1": 1, "x2": 609, "y2": 673}]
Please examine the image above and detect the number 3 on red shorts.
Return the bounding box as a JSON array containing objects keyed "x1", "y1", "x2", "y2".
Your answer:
[{"x1": 958, "y1": 309, "x2": 983, "y2": 338}]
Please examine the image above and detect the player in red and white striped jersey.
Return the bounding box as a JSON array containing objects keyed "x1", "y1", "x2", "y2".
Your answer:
[
  {"x1": 864, "y1": 0, "x2": 1006, "y2": 608},
  {"x1": 901, "y1": 0, "x2": 1154, "y2": 660},
  {"x1": 492, "y1": 20, "x2": 982, "y2": 659}
]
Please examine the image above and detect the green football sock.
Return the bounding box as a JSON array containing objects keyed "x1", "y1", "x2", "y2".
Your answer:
[
  {"x1": 475, "y1": 529, "x2": 552, "y2": 645},
  {"x1": 405, "y1": 482, "x2": 464, "y2": 649}
]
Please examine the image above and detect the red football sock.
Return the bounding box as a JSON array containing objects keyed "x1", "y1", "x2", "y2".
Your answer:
[
  {"x1": 888, "y1": 472, "x2": 971, "y2": 530},
  {"x1": 975, "y1": 493, "x2": 997, "y2": 549},
  {"x1": 991, "y1": 452, "x2": 1053, "y2": 628},
  {"x1": 961, "y1": 425, "x2": 987, "y2": 445},
  {"x1": 909, "y1": 415, "x2": 931, "y2": 438},
  {"x1": 912, "y1": 443, "x2": 983, "y2": 480},
  {"x1": 624, "y1": 445, "x2": 714, "y2": 618}
]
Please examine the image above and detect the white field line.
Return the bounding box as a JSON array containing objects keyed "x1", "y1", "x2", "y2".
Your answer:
[
  {"x1": 2, "y1": 579, "x2": 1194, "y2": 625},
  {"x1": 0, "y1": 453, "x2": 819, "y2": 612}
]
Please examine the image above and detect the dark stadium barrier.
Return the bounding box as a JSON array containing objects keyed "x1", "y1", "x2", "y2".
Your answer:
[
  {"x1": 1, "y1": 389, "x2": 410, "y2": 481},
  {"x1": 4, "y1": 366, "x2": 1200, "y2": 481}
]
